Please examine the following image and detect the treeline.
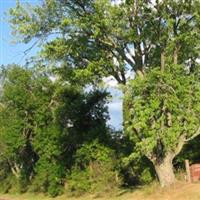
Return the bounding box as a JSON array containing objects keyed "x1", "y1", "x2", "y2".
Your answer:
[{"x1": 0, "y1": 65, "x2": 199, "y2": 197}]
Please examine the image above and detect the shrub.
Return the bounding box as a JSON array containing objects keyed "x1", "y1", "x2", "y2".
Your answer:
[
  {"x1": 67, "y1": 140, "x2": 121, "y2": 196},
  {"x1": 29, "y1": 158, "x2": 64, "y2": 197}
]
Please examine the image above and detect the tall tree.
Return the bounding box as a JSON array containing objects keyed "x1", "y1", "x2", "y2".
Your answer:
[
  {"x1": 125, "y1": 65, "x2": 200, "y2": 186},
  {"x1": 0, "y1": 65, "x2": 58, "y2": 192}
]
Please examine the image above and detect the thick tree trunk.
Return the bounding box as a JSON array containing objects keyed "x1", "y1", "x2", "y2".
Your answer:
[{"x1": 154, "y1": 154, "x2": 176, "y2": 187}]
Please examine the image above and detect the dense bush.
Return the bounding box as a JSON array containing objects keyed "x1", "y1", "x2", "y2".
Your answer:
[
  {"x1": 120, "y1": 156, "x2": 155, "y2": 186},
  {"x1": 67, "y1": 140, "x2": 121, "y2": 196},
  {"x1": 29, "y1": 125, "x2": 65, "y2": 197}
]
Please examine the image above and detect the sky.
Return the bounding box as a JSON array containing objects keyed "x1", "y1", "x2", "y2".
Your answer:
[
  {"x1": 0, "y1": 0, "x2": 123, "y2": 129},
  {"x1": 0, "y1": 0, "x2": 38, "y2": 65}
]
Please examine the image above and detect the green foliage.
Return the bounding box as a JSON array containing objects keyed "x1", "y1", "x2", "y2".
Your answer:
[
  {"x1": 125, "y1": 65, "x2": 200, "y2": 162},
  {"x1": 121, "y1": 155, "x2": 155, "y2": 186},
  {"x1": 0, "y1": 65, "x2": 112, "y2": 196},
  {"x1": 67, "y1": 141, "x2": 121, "y2": 196},
  {"x1": 67, "y1": 168, "x2": 91, "y2": 196},
  {"x1": 140, "y1": 168, "x2": 154, "y2": 184},
  {"x1": 0, "y1": 66, "x2": 61, "y2": 195},
  {"x1": 74, "y1": 140, "x2": 114, "y2": 166},
  {"x1": 0, "y1": 174, "x2": 12, "y2": 193},
  {"x1": 30, "y1": 157, "x2": 64, "y2": 197},
  {"x1": 55, "y1": 86, "x2": 110, "y2": 170},
  {"x1": 176, "y1": 135, "x2": 200, "y2": 167},
  {"x1": 8, "y1": 0, "x2": 200, "y2": 87},
  {"x1": 30, "y1": 125, "x2": 65, "y2": 197}
]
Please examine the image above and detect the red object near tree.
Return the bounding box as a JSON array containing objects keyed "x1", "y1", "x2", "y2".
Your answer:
[{"x1": 190, "y1": 164, "x2": 200, "y2": 182}]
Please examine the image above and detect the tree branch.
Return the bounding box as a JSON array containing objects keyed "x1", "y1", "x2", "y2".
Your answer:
[
  {"x1": 185, "y1": 126, "x2": 200, "y2": 142},
  {"x1": 174, "y1": 133, "x2": 186, "y2": 156}
]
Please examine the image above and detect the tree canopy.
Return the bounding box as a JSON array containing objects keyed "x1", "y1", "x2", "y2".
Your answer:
[
  {"x1": 125, "y1": 64, "x2": 200, "y2": 186},
  {"x1": 9, "y1": 0, "x2": 200, "y2": 83}
]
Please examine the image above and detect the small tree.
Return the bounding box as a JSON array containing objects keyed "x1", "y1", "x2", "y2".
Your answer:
[
  {"x1": 125, "y1": 65, "x2": 200, "y2": 187},
  {"x1": 0, "y1": 66, "x2": 58, "y2": 191}
]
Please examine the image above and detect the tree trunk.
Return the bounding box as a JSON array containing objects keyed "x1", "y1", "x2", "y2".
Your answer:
[
  {"x1": 173, "y1": 47, "x2": 178, "y2": 65},
  {"x1": 161, "y1": 51, "x2": 165, "y2": 72},
  {"x1": 154, "y1": 154, "x2": 176, "y2": 187}
]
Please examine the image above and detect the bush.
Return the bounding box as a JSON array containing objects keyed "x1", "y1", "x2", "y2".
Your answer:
[
  {"x1": 120, "y1": 153, "x2": 155, "y2": 186},
  {"x1": 29, "y1": 125, "x2": 65, "y2": 197},
  {"x1": 0, "y1": 162, "x2": 30, "y2": 194},
  {"x1": 0, "y1": 175, "x2": 13, "y2": 193},
  {"x1": 67, "y1": 167, "x2": 91, "y2": 196},
  {"x1": 66, "y1": 140, "x2": 121, "y2": 196},
  {"x1": 29, "y1": 158, "x2": 64, "y2": 197}
]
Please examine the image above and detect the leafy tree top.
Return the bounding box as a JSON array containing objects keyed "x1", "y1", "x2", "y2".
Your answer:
[
  {"x1": 8, "y1": 0, "x2": 200, "y2": 84},
  {"x1": 125, "y1": 64, "x2": 200, "y2": 162}
]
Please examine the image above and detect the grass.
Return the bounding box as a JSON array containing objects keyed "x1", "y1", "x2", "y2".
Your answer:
[{"x1": 1, "y1": 182, "x2": 200, "y2": 200}]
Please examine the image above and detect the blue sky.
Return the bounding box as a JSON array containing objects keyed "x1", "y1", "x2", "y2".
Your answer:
[
  {"x1": 0, "y1": 0, "x2": 123, "y2": 129},
  {"x1": 0, "y1": 0, "x2": 39, "y2": 65}
]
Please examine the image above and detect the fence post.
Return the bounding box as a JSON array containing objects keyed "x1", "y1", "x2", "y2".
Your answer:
[{"x1": 185, "y1": 159, "x2": 191, "y2": 183}]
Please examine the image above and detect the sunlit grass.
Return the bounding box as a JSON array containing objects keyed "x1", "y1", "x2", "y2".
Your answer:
[{"x1": 1, "y1": 182, "x2": 200, "y2": 200}]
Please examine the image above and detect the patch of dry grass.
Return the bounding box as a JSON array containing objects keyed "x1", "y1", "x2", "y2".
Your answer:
[{"x1": 1, "y1": 182, "x2": 200, "y2": 200}]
